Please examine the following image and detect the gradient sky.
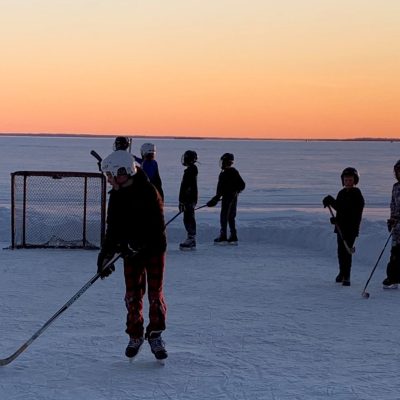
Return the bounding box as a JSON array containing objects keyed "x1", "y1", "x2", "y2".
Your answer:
[{"x1": 0, "y1": 0, "x2": 399, "y2": 139}]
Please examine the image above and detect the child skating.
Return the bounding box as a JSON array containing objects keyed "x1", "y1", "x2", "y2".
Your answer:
[
  {"x1": 323, "y1": 167, "x2": 365, "y2": 286},
  {"x1": 178, "y1": 150, "x2": 198, "y2": 250}
]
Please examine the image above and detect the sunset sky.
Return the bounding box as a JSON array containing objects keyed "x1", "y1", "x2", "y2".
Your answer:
[{"x1": 0, "y1": 0, "x2": 399, "y2": 139}]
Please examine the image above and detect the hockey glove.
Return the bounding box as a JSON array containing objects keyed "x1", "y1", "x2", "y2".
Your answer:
[
  {"x1": 330, "y1": 217, "x2": 337, "y2": 225},
  {"x1": 322, "y1": 195, "x2": 335, "y2": 208},
  {"x1": 207, "y1": 196, "x2": 220, "y2": 207},
  {"x1": 97, "y1": 251, "x2": 116, "y2": 279},
  {"x1": 179, "y1": 203, "x2": 185, "y2": 212}
]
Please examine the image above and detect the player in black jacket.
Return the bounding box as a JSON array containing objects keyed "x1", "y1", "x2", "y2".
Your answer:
[
  {"x1": 98, "y1": 150, "x2": 168, "y2": 361},
  {"x1": 179, "y1": 150, "x2": 198, "y2": 250},
  {"x1": 323, "y1": 167, "x2": 365, "y2": 286},
  {"x1": 207, "y1": 153, "x2": 246, "y2": 245}
]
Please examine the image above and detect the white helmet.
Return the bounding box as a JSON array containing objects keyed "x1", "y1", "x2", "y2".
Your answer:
[
  {"x1": 101, "y1": 150, "x2": 136, "y2": 177},
  {"x1": 140, "y1": 143, "x2": 156, "y2": 157}
]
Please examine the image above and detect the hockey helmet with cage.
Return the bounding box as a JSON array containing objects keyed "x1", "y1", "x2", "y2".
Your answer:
[
  {"x1": 101, "y1": 150, "x2": 136, "y2": 177},
  {"x1": 140, "y1": 143, "x2": 156, "y2": 158},
  {"x1": 113, "y1": 136, "x2": 130, "y2": 151},
  {"x1": 219, "y1": 153, "x2": 234, "y2": 169},
  {"x1": 181, "y1": 150, "x2": 198, "y2": 166},
  {"x1": 341, "y1": 167, "x2": 359, "y2": 186}
]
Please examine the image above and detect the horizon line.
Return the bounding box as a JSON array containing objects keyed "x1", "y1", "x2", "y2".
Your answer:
[{"x1": 0, "y1": 132, "x2": 399, "y2": 142}]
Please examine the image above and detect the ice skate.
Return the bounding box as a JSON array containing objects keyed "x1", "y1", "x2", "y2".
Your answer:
[
  {"x1": 335, "y1": 273, "x2": 343, "y2": 283},
  {"x1": 382, "y1": 278, "x2": 399, "y2": 290},
  {"x1": 179, "y1": 236, "x2": 196, "y2": 251},
  {"x1": 227, "y1": 232, "x2": 238, "y2": 245},
  {"x1": 125, "y1": 337, "x2": 144, "y2": 359},
  {"x1": 147, "y1": 331, "x2": 168, "y2": 361},
  {"x1": 214, "y1": 234, "x2": 228, "y2": 245}
]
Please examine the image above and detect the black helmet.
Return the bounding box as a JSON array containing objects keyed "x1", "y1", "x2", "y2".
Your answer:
[
  {"x1": 113, "y1": 136, "x2": 130, "y2": 151},
  {"x1": 220, "y1": 153, "x2": 234, "y2": 169},
  {"x1": 341, "y1": 167, "x2": 359, "y2": 185},
  {"x1": 394, "y1": 160, "x2": 400, "y2": 180},
  {"x1": 181, "y1": 150, "x2": 198, "y2": 166}
]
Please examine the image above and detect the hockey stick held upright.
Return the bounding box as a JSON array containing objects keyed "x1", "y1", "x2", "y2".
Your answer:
[{"x1": 90, "y1": 150, "x2": 103, "y2": 172}]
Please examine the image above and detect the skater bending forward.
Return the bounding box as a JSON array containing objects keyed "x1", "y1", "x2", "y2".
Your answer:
[
  {"x1": 323, "y1": 167, "x2": 364, "y2": 286},
  {"x1": 98, "y1": 150, "x2": 168, "y2": 360}
]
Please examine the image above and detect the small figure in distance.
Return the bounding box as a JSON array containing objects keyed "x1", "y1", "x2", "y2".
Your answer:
[
  {"x1": 207, "y1": 153, "x2": 246, "y2": 245},
  {"x1": 113, "y1": 136, "x2": 131, "y2": 151},
  {"x1": 323, "y1": 167, "x2": 365, "y2": 287},
  {"x1": 179, "y1": 150, "x2": 198, "y2": 251},
  {"x1": 134, "y1": 143, "x2": 164, "y2": 201}
]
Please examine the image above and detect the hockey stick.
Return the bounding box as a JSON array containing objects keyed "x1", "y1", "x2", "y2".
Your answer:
[
  {"x1": 165, "y1": 211, "x2": 183, "y2": 227},
  {"x1": 327, "y1": 205, "x2": 355, "y2": 255},
  {"x1": 164, "y1": 204, "x2": 207, "y2": 228},
  {"x1": 361, "y1": 231, "x2": 393, "y2": 299},
  {"x1": 90, "y1": 150, "x2": 102, "y2": 172},
  {"x1": 0, "y1": 253, "x2": 122, "y2": 366}
]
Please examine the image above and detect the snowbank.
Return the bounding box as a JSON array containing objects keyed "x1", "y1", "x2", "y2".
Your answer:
[{"x1": 1, "y1": 205, "x2": 391, "y2": 266}]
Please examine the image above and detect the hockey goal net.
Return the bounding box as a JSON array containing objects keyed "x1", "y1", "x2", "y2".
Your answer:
[{"x1": 11, "y1": 171, "x2": 106, "y2": 249}]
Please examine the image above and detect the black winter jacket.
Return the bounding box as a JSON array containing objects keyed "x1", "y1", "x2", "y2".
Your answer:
[
  {"x1": 330, "y1": 187, "x2": 364, "y2": 237},
  {"x1": 179, "y1": 164, "x2": 198, "y2": 204},
  {"x1": 216, "y1": 167, "x2": 246, "y2": 198},
  {"x1": 102, "y1": 168, "x2": 166, "y2": 255}
]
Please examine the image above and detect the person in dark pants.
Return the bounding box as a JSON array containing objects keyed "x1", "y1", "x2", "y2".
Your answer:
[
  {"x1": 179, "y1": 150, "x2": 198, "y2": 250},
  {"x1": 323, "y1": 167, "x2": 365, "y2": 286},
  {"x1": 207, "y1": 153, "x2": 246, "y2": 245},
  {"x1": 97, "y1": 150, "x2": 168, "y2": 360},
  {"x1": 382, "y1": 160, "x2": 400, "y2": 289}
]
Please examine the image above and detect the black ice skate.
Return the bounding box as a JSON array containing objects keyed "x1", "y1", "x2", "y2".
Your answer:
[
  {"x1": 228, "y1": 233, "x2": 238, "y2": 245},
  {"x1": 335, "y1": 273, "x2": 343, "y2": 283},
  {"x1": 179, "y1": 237, "x2": 196, "y2": 251},
  {"x1": 125, "y1": 337, "x2": 144, "y2": 358},
  {"x1": 147, "y1": 331, "x2": 168, "y2": 361},
  {"x1": 382, "y1": 278, "x2": 399, "y2": 290},
  {"x1": 214, "y1": 234, "x2": 228, "y2": 245},
  {"x1": 341, "y1": 272, "x2": 351, "y2": 286}
]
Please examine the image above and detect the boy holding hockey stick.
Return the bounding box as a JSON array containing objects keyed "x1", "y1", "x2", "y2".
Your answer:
[
  {"x1": 323, "y1": 167, "x2": 365, "y2": 286},
  {"x1": 98, "y1": 150, "x2": 168, "y2": 360},
  {"x1": 207, "y1": 153, "x2": 246, "y2": 245}
]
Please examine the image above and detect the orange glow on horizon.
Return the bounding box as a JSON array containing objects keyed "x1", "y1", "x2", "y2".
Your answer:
[{"x1": 0, "y1": 1, "x2": 399, "y2": 139}]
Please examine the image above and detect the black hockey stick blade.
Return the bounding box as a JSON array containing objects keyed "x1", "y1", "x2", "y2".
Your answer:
[
  {"x1": 90, "y1": 150, "x2": 102, "y2": 162},
  {"x1": 90, "y1": 150, "x2": 103, "y2": 172},
  {"x1": 0, "y1": 254, "x2": 122, "y2": 366}
]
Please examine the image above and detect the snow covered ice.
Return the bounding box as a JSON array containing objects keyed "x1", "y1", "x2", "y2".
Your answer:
[{"x1": 1, "y1": 136, "x2": 400, "y2": 399}]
